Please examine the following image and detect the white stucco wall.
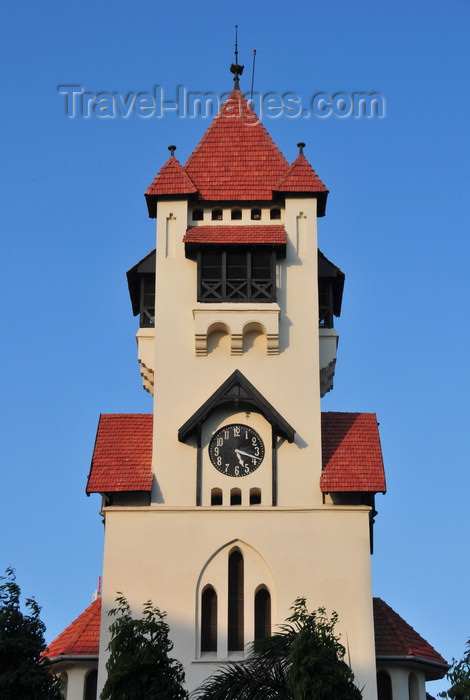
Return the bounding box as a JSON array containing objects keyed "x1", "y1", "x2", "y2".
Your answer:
[{"x1": 97, "y1": 505, "x2": 377, "y2": 697}]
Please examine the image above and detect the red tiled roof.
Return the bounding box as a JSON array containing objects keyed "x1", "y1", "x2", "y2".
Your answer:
[
  {"x1": 86, "y1": 414, "x2": 153, "y2": 494},
  {"x1": 320, "y1": 412, "x2": 386, "y2": 493},
  {"x1": 183, "y1": 90, "x2": 290, "y2": 201},
  {"x1": 374, "y1": 598, "x2": 448, "y2": 668},
  {"x1": 276, "y1": 152, "x2": 328, "y2": 193},
  {"x1": 183, "y1": 225, "x2": 286, "y2": 245},
  {"x1": 87, "y1": 413, "x2": 384, "y2": 494},
  {"x1": 42, "y1": 597, "x2": 101, "y2": 659},
  {"x1": 145, "y1": 155, "x2": 197, "y2": 196}
]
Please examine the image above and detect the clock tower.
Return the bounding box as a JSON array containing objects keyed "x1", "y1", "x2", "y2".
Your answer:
[{"x1": 87, "y1": 81, "x2": 387, "y2": 698}]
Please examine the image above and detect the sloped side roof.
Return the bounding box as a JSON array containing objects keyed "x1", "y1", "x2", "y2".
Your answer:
[
  {"x1": 146, "y1": 155, "x2": 198, "y2": 196},
  {"x1": 320, "y1": 412, "x2": 386, "y2": 493},
  {"x1": 87, "y1": 412, "x2": 385, "y2": 494},
  {"x1": 183, "y1": 90, "x2": 290, "y2": 201},
  {"x1": 276, "y1": 152, "x2": 328, "y2": 194},
  {"x1": 42, "y1": 597, "x2": 101, "y2": 659},
  {"x1": 374, "y1": 598, "x2": 448, "y2": 669},
  {"x1": 183, "y1": 225, "x2": 286, "y2": 245},
  {"x1": 86, "y1": 414, "x2": 153, "y2": 493}
]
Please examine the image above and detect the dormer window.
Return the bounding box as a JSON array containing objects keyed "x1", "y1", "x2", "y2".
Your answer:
[
  {"x1": 251, "y1": 208, "x2": 261, "y2": 220},
  {"x1": 192, "y1": 208, "x2": 204, "y2": 221},
  {"x1": 198, "y1": 248, "x2": 276, "y2": 302},
  {"x1": 231, "y1": 208, "x2": 242, "y2": 220},
  {"x1": 212, "y1": 208, "x2": 223, "y2": 221},
  {"x1": 270, "y1": 208, "x2": 281, "y2": 220}
]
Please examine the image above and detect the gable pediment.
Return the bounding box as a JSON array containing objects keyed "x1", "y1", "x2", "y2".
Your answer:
[{"x1": 178, "y1": 370, "x2": 295, "y2": 443}]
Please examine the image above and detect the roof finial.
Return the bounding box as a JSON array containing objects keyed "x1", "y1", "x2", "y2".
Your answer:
[
  {"x1": 168, "y1": 145, "x2": 176, "y2": 157},
  {"x1": 297, "y1": 142, "x2": 306, "y2": 155},
  {"x1": 230, "y1": 24, "x2": 244, "y2": 90}
]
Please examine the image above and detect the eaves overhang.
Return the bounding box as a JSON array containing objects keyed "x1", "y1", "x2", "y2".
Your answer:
[{"x1": 178, "y1": 369, "x2": 295, "y2": 443}]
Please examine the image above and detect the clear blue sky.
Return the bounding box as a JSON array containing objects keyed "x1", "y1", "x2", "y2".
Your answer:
[{"x1": 1, "y1": 0, "x2": 469, "y2": 694}]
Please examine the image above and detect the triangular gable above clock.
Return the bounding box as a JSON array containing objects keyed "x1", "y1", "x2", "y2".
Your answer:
[{"x1": 178, "y1": 369, "x2": 295, "y2": 443}]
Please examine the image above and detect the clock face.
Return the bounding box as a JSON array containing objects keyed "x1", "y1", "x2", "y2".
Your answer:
[{"x1": 209, "y1": 424, "x2": 265, "y2": 477}]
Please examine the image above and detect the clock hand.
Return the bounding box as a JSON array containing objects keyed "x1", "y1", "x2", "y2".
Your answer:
[
  {"x1": 235, "y1": 450, "x2": 245, "y2": 466},
  {"x1": 235, "y1": 449, "x2": 262, "y2": 461}
]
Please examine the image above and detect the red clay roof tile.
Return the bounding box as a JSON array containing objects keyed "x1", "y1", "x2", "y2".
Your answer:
[
  {"x1": 145, "y1": 155, "x2": 197, "y2": 196},
  {"x1": 183, "y1": 90, "x2": 290, "y2": 201},
  {"x1": 42, "y1": 597, "x2": 101, "y2": 659},
  {"x1": 183, "y1": 225, "x2": 286, "y2": 245},
  {"x1": 86, "y1": 414, "x2": 153, "y2": 493},
  {"x1": 87, "y1": 413, "x2": 385, "y2": 494},
  {"x1": 276, "y1": 152, "x2": 328, "y2": 193},
  {"x1": 374, "y1": 598, "x2": 448, "y2": 668},
  {"x1": 320, "y1": 412, "x2": 386, "y2": 493}
]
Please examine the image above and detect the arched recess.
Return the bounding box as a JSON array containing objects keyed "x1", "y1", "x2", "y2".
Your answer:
[
  {"x1": 195, "y1": 540, "x2": 276, "y2": 659},
  {"x1": 377, "y1": 669, "x2": 393, "y2": 700},
  {"x1": 408, "y1": 672, "x2": 419, "y2": 700},
  {"x1": 84, "y1": 669, "x2": 98, "y2": 700},
  {"x1": 207, "y1": 322, "x2": 230, "y2": 355},
  {"x1": 242, "y1": 321, "x2": 267, "y2": 354}
]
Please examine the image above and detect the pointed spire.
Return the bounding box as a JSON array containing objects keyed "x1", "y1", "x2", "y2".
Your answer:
[
  {"x1": 168, "y1": 144, "x2": 176, "y2": 157},
  {"x1": 230, "y1": 24, "x2": 244, "y2": 89},
  {"x1": 297, "y1": 142, "x2": 306, "y2": 155}
]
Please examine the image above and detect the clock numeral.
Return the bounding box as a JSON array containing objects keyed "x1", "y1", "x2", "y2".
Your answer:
[
  {"x1": 244, "y1": 465, "x2": 249, "y2": 475},
  {"x1": 254, "y1": 446, "x2": 259, "y2": 456},
  {"x1": 233, "y1": 426, "x2": 241, "y2": 437},
  {"x1": 234, "y1": 465, "x2": 240, "y2": 476},
  {"x1": 224, "y1": 464, "x2": 229, "y2": 473},
  {"x1": 217, "y1": 457, "x2": 222, "y2": 466},
  {"x1": 217, "y1": 437, "x2": 223, "y2": 447},
  {"x1": 224, "y1": 429, "x2": 229, "y2": 439},
  {"x1": 245, "y1": 429, "x2": 249, "y2": 439},
  {"x1": 214, "y1": 447, "x2": 219, "y2": 456},
  {"x1": 252, "y1": 437, "x2": 257, "y2": 445}
]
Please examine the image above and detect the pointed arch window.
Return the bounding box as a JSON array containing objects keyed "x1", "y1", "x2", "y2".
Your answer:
[
  {"x1": 228, "y1": 551, "x2": 244, "y2": 651},
  {"x1": 201, "y1": 586, "x2": 218, "y2": 652},
  {"x1": 254, "y1": 588, "x2": 271, "y2": 641}
]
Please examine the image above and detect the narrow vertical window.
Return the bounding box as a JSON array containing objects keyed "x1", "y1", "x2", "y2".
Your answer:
[
  {"x1": 201, "y1": 586, "x2": 218, "y2": 652},
  {"x1": 254, "y1": 588, "x2": 271, "y2": 641},
  {"x1": 84, "y1": 669, "x2": 98, "y2": 700},
  {"x1": 377, "y1": 670, "x2": 393, "y2": 700},
  {"x1": 228, "y1": 551, "x2": 244, "y2": 650}
]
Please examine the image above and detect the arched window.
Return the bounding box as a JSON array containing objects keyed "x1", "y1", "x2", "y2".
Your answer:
[
  {"x1": 192, "y1": 208, "x2": 204, "y2": 221},
  {"x1": 408, "y1": 672, "x2": 419, "y2": 700},
  {"x1": 254, "y1": 587, "x2": 271, "y2": 640},
  {"x1": 201, "y1": 586, "x2": 217, "y2": 652},
  {"x1": 377, "y1": 670, "x2": 393, "y2": 700},
  {"x1": 212, "y1": 208, "x2": 223, "y2": 221},
  {"x1": 228, "y1": 551, "x2": 244, "y2": 650},
  {"x1": 250, "y1": 488, "x2": 261, "y2": 505},
  {"x1": 270, "y1": 207, "x2": 281, "y2": 220},
  {"x1": 231, "y1": 208, "x2": 242, "y2": 220},
  {"x1": 230, "y1": 488, "x2": 242, "y2": 506},
  {"x1": 84, "y1": 669, "x2": 98, "y2": 700},
  {"x1": 251, "y1": 207, "x2": 261, "y2": 220},
  {"x1": 211, "y1": 488, "x2": 223, "y2": 506}
]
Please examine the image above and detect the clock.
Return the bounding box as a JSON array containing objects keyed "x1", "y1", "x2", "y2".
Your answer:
[{"x1": 209, "y1": 424, "x2": 265, "y2": 477}]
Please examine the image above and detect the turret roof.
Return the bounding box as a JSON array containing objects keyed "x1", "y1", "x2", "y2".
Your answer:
[
  {"x1": 42, "y1": 597, "x2": 101, "y2": 660},
  {"x1": 374, "y1": 597, "x2": 448, "y2": 678},
  {"x1": 145, "y1": 90, "x2": 328, "y2": 214}
]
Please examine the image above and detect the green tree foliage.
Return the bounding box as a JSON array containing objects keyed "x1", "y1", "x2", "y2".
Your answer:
[
  {"x1": 191, "y1": 597, "x2": 362, "y2": 700},
  {"x1": 439, "y1": 639, "x2": 470, "y2": 699},
  {"x1": 0, "y1": 567, "x2": 63, "y2": 700},
  {"x1": 101, "y1": 593, "x2": 188, "y2": 700}
]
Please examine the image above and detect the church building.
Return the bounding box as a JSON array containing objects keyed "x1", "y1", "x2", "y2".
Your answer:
[{"x1": 44, "y1": 62, "x2": 448, "y2": 700}]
